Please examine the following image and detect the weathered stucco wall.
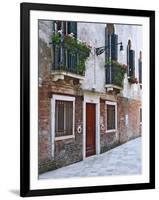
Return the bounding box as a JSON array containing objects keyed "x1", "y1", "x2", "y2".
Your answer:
[
  {"x1": 38, "y1": 20, "x2": 142, "y2": 174},
  {"x1": 77, "y1": 23, "x2": 106, "y2": 93},
  {"x1": 78, "y1": 22, "x2": 142, "y2": 100},
  {"x1": 115, "y1": 24, "x2": 142, "y2": 100},
  {"x1": 38, "y1": 20, "x2": 142, "y2": 101}
]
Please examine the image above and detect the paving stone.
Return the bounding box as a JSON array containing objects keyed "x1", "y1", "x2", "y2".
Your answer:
[{"x1": 39, "y1": 137, "x2": 141, "y2": 179}]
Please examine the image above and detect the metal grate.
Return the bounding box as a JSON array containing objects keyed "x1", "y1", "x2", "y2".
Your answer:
[
  {"x1": 55, "y1": 100, "x2": 73, "y2": 137},
  {"x1": 107, "y1": 104, "x2": 115, "y2": 130}
]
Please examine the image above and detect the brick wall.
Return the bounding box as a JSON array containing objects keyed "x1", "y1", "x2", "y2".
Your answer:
[
  {"x1": 38, "y1": 24, "x2": 142, "y2": 173},
  {"x1": 100, "y1": 98, "x2": 119, "y2": 153},
  {"x1": 38, "y1": 35, "x2": 84, "y2": 174},
  {"x1": 54, "y1": 96, "x2": 83, "y2": 169},
  {"x1": 100, "y1": 95, "x2": 141, "y2": 154},
  {"x1": 38, "y1": 80, "x2": 83, "y2": 174},
  {"x1": 117, "y1": 96, "x2": 141, "y2": 144}
]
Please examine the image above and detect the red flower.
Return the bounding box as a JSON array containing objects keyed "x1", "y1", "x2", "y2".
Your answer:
[
  {"x1": 122, "y1": 64, "x2": 128, "y2": 69},
  {"x1": 129, "y1": 77, "x2": 138, "y2": 84}
]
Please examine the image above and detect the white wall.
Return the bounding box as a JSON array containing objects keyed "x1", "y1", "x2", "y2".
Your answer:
[
  {"x1": 78, "y1": 22, "x2": 106, "y2": 92},
  {"x1": 116, "y1": 24, "x2": 143, "y2": 99},
  {"x1": 39, "y1": 20, "x2": 53, "y2": 46},
  {"x1": 38, "y1": 19, "x2": 142, "y2": 100},
  {"x1": 78, "y1": 22, "x2": 142, "y2": 100},
  {"x1": 0, "y1": 0, "x2": 158, "y2": 200}
]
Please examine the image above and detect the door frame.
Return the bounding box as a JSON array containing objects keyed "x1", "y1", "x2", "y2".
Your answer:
[{"x1": 83, "y1": 92, "x2": 100, "y2": 159}]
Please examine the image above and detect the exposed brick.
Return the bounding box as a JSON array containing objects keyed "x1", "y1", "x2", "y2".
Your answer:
[{"x1": 117, "y1": 96, "x2": 141, "y2": 144}]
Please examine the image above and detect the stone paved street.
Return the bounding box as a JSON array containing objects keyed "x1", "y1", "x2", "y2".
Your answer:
[{"x1": 39, "y1": 137, "x2": 141, "y2": 179}]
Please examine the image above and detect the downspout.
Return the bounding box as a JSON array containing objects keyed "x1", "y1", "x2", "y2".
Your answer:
[{"x1": 109, "y1": 34, "x2": 112, "y2": 84}]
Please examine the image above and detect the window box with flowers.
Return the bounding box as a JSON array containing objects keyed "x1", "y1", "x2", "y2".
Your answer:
[
  {"x1": 105, "y1": 60, "x2": 127, "y2": 91},
  {"x1": 128, "y1": 76, "x2": 138, "y2": 84},
  {"x1": 52, "y1": 31, "x2": 91, "y2": 79}
]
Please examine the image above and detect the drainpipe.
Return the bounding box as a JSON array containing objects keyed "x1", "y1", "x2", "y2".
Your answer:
[
  {"x1": 92, "y1": 40, "x2": 97, "y2": 91},
  {"x1": 109, "y1": 34, "x2": 112, "y2": 84}
]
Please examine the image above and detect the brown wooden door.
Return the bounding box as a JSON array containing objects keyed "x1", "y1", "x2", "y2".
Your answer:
[{"x1": 86, "y1": 103, "x2": 96, "y2": 157}]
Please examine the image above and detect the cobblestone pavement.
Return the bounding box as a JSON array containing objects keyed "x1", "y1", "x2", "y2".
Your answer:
[{"x1": 39, "y1": 137, "x2": 141, "y2": 179}]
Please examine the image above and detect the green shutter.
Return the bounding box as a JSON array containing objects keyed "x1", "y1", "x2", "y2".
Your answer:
[
  {"x1": 139, "y1": 59, "x2": 142, "y2": 83},
  {"x1": 68, "y1": 22, "x2": 77, "y2": 38},
  {"x1": 129, "y1": 50, "x2": 135, "y2": 77},
  {"x1": 111, "y1": 34, "x2": 118, "y2": 61},
  {"x1": 67, "y1": 22, "x2": 77, "y2": 70},
  {"x1": 52, "y1": 21, "x2": 57, "y2": 69},
  {"x1": 105, "y1": 27, "x2": 109, "y2": 60}
]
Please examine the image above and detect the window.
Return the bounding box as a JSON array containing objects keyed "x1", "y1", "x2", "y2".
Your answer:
[
  {"x1": 52, "y1": 95, "x2": 75, "y2": 140},
  {"x1": 140, "y1": 108, "x2": 142, "y2": 124},
  {"x1": 52, "y1": 21, "x2": 77, "y2": 71},
  {"x1": 127, "y1": 40, "x2": 135, "y2": 77},
  {"x1": 138, "y1": 51, "x2": 142, "y2": 84},
  {"x1": 55, "y1": 100, "x2": 73, "y2": 137},
  {"x1": 111, "y1": 33, "x2": 118, "y2": 61},
  {"x1": 105, "y1": 24, "x2": 118, "y2": 61},
  {"x1": 106, "y1": 101, "x2": 117, "y2": 132},
  {"x1": 105, "y1": 24, "x2": 119, "y2": 85}
]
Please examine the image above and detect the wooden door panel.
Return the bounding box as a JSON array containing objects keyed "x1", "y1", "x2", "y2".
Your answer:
[{"x1": 86, "y1": 103, "x2": 96, "y2": 157}]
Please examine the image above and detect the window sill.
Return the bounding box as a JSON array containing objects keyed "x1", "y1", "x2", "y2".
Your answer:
[
  {"x1": 55, "y1": 135, "x2": 75, "y2": 141},
  {"x1": 105, "y1": 84, "x2": 122, "y2": 92},
  {"x1": 106, "y1": 129, "x2": 117, "y2": 133}
]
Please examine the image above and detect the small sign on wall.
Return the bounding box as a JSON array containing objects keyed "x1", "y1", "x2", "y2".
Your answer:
[{"x1": 125, "y1": 114, "x2": 128, "y2": 126}]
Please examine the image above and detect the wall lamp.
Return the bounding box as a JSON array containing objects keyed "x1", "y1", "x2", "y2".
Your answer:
[{"x1": 95, "y1": 42, "x2": 124, "y2": 56}]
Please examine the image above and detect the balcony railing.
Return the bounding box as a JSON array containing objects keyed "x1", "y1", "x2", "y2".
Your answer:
[
  {"x1": 53, "y1": 45, "x2": 87, "y2": 76},
  {"x1": 105, "y1": 61, "x2": 127, "y2": 89},
  {"x1": 52, "y1": 33, "x2": 91, "y2": 78}
]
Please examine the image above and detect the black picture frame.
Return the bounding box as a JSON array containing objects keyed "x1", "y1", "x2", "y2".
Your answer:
[{"x1": 20, "y1": 2, "x2": 155, "y2": 197}]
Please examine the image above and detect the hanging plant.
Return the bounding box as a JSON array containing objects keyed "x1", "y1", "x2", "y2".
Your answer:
[
  {"x1": 105, "y1": 60, "x2": 127, "y2": 87},
  {"x1": 52, "y1": 33, "x2": 91, "y2": 56},
  {"x1": 128, "y1": 76, "x2": 138, "y2": 84},
  {"x1": 52, "y1": 32, "x2": 61, "y2": 44},
  {"x1": 52, "y1": 32, "x2": 91, "y2": 75}
]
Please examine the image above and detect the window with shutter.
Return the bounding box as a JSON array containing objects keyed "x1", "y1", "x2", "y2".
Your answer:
[
  {"x1": 105, "y1": 26, "x2": 109, "y2": 60},
  {"x1": 52, "y1": 20, "x2": 62, "y2": 69},
  {"x1": 52, "y1": 21, "x2": 77, "y2": 72},
  {"x1": 139, "y1": 60, "x2": 142, "y2": 84},
  {"x1": 67, "y1": 22, "x2": 77, "y2": 71},
  {"x1": 140, "y1": 108, "x2": 142, "y2": 124},
  {"x1": 111, "y1": 33, "x2": 118, "y2": 61},
  {"x1": 127, "y1": 40, "x2": 135, "y2": 78},
  {"x1": 138, "y1": 51, "x2": 142, "y2": 84},
  {"x1": 105, "y1": 24, "x2": 119, "y2": 85},
  {"x1": 68, "y1": 22, "x2": 77, "y2": 37},
  {"x1": 129, "y1": 49, "x2": 135, "y2": 77}
]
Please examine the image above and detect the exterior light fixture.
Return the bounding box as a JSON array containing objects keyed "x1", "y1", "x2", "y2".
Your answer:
[
  {"x1": 119, "y1": 42, "x2": 123, "y2": 51},
  {"x1": 95, "y1": 42, "x2": 124, "y2": 56}
]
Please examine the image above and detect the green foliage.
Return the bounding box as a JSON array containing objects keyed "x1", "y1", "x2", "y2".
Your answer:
[
  {"x1": 52, "y1": 33, "x2": 91, "y2": 75},
  {"x1": 106, "y1": 60, "x2": 127, "y2": 87},
  {"x1": 52, "y1": 33, "x2": 61, "y2": 44}
]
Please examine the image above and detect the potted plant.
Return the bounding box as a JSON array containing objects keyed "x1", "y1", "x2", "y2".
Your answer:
[{"x1": 128, "y1": 76, "x2": 138, "y2": 84}]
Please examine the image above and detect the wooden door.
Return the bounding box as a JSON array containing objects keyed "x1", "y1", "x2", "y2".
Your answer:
[{"x1": 86, "y1": 103, "x2": 96, "y2": 157}]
